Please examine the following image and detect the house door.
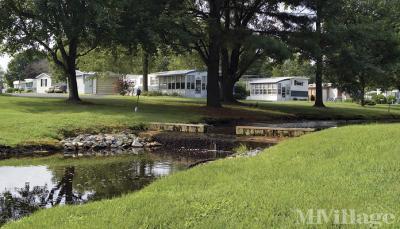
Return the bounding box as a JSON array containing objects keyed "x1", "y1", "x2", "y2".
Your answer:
[
  {"x1": 85, "y1": 79, "x2": 94, "y2": 94},
  {"x1": 195, "y1": 79, "x2": 202, "y2": 95}
]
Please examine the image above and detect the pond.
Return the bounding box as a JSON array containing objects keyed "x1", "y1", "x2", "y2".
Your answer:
[{"x1": 0, "y1": 150, "x2": 232, "y2": 226}]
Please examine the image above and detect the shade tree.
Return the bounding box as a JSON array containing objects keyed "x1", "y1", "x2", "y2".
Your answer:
[{"x1": 0, "y1": 0, "x2": 119, "y2": 102}]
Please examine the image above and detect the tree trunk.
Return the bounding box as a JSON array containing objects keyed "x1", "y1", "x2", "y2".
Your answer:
[
  {"x1": 142, "y1": 52, "x2": 149, "y2": 92},
  {"x1": 314, "y1": 5, "x2": 325, "y2": 108},
  {"x1": 206, "y1": 0, "x2": 222, "y2": 108},
  {"x1": 66, "y1": 67, "x2": 80, "y2": 102},
  {"x1": 60, "y1": 39, "x2": 81, "y2": 103},
  {"x1": 360, "y1": 77, "x2": 366, "y2": 106},
  {"x1": 220, "y1": 48, "x2": 236, "y2": 103}
]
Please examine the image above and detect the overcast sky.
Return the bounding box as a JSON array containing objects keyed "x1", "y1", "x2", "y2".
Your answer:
[{"x1": 0, "y1": 54, "x2": 10, "y2": 71}]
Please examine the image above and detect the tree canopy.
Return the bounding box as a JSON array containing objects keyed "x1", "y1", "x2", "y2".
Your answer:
[
  {"x1": 3, "y1": 49, "x2": 49, "y2": 87},
  {"x1": 0, "y1": 0, "x2": 119, "y2": 102}
]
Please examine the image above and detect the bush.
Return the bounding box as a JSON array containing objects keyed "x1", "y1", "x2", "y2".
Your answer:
[
  {"x1": 141, "y1": 91, "x2": 163, "y2": 96},
  {"x1": 364, "y1": 100, "x2": 376, "y2": 106},
  {"x1": 170, "y1": 92, "x2": 181, "y2": 97},
  {"x1": 372, "y1": 94, "x2": 386, "y2": 104},
  {"x1": 387, "y1": 95, "x2": 396, "y2": 104},
  {"x1": 234, "y1": 84, "x2": 249, "y2": 100},
  {"x1": 114, "y1": 79, "x2": 130, "y2": 96},
  {"x1": 25, "y1": 89, "x2": 33, "y2": 93},
  {"x1": 6, "y1": 88, "x2": 15, "y2": 93},
  {"x1": 310, "y1": 95, "x2": 316, "y2": 101}
]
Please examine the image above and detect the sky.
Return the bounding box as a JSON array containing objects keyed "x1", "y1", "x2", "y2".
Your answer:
[{"x1": 0, "y1": 54, "x2": 11, "y2": 71}]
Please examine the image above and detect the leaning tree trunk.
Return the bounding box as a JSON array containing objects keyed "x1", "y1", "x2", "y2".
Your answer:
[
  {"x1": 314, "y1": 5, "x2": 325, "y2": 108},
  {"x1": 206, "y1": 0, "x2": 222, "y2": 108},
  {"x1": 142, "y1": 52, "x2": 149, "y2": 92}
]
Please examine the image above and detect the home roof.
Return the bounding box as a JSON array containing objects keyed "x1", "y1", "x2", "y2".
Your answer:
[
  {"x1": 35, "y1": 73, "x2": 51, "y2": 79},
  {"x1": 249, "y1": 77, "x2": 309, "y2": 84},
  {"x1": 152, "y1": 70, "x2": 197, "y2": 77}
]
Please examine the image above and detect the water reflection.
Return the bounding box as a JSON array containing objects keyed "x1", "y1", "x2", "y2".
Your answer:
[{"x1": 0, "y1": 153, "x2": 195, "y2": 226}]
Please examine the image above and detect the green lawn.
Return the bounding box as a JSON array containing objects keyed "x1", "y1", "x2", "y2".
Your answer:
[
  {"x1": 4, "y1": 123, "x2": 400, "y2": 228},
  {"x1": 1, "y1": 95, "x2": 399, "y2": 146}
]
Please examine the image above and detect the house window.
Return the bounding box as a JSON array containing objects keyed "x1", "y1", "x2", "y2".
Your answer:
[
  {"x1": 202, "y1": 76, "x2": 207, "y2": 91},
  {"x1": 187, "y1": 75, "x2": 196, "y2": 90},
  {"x1": 171, "y1": 76, "x2": 176, "y2": 89},
  {"x1": 150, "y1": 76, "x2": 158, "y2": 86},
  {"x1": 278, "y1": 84, "x2": 282, "y2": 94},
  {"x1": 41, "y1": 79, "x2": 48, "y2": 87},
  {"x1": 159, "y1": 77, "x2": 167, "y2": 89},
  {"x1": 294, "y1": 80, "x2": 304, "y2": 86}
]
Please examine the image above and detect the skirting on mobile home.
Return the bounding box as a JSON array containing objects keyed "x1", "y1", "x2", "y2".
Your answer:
[{"x1": 247, "y1": 77, "x2": 309, "y2": 101}]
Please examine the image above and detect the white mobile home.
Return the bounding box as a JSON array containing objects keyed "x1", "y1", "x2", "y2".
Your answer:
[
  {"x1": 13, "y1": 79, "x2": 36, "y2": 91},
  {"x1": 247, "y1": 77, "x2": 309, "y2": 101},
  {"x1": 152, "y1": 70, "x2": 207, "y2": 98},
  {"x1": 127, "y1": 70, "x2": 207, "y2": 98}
]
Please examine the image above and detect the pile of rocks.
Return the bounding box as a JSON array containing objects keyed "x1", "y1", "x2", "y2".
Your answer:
[{"x1": 61, "y1": 133, "x2": 162, "y2": 152}]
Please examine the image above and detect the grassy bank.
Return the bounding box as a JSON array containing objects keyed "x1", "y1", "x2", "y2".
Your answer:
[
  {"x1": 1, "y1": 95, "x2": 399, "y2": 146},
  {"x1": 5, "y1": 124, "x2": 400, "y2": 228}
]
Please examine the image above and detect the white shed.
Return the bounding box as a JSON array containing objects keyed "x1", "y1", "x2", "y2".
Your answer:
[
  {"x1": 247, "y1": 77, "x2": 309, "y2": 101},
  {"x1": 35, "y1": 73, "x2": 52, "y2": 93}
]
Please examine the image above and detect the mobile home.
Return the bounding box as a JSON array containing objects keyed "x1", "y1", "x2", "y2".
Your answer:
[{"x1": 247, "y1": 77, "x2": 309, "y2": 101}]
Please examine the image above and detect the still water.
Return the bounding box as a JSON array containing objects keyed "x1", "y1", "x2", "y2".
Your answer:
[{"x1": 0, "y1": 151, "x2": 230, "y2": 226}]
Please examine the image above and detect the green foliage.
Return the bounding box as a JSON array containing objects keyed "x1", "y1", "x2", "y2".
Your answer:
[
  {"x1": 387, "y1": 95, "x2": 396, "y2": 104},
  {"x1": 233, "y1": 83, "x2": 249, "y2": 100},
  {"x1": 372, "y1": 94, "x2": 397, "y2": 105},
  {"x1": 78, "y1": 47, "x2": 205, "y2": 75},
  {"x1": 141, "y1": 91, "x2": 164, "y2": 97},
  {"x1": 3, "y1": 50, "x2": 48, "y2": 87},
  {"x1": 5, "y1": 88, "x2": 16, "y2": 93},
  {"x1": 0, "y1": 0, "x2": 120, "y2": 100},
  {"x1": 113, "y1": 79, "x2": 130, "y2": 96},
  {"x1": 324, "y1": 0, "x2": 400, "y2": 103},
  {"x1": 272, "y1": 56, "x2": 315, "y2": 81},
  {"x1": 372, "y1": 94, "x2": 387, "y2": 104}
]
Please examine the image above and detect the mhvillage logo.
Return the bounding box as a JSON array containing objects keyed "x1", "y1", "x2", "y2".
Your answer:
[{"x1": 293, "y1": 206, "x2": 397, "y2": 227}]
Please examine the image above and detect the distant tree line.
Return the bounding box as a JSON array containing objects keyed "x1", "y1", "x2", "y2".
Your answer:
[{"x1": 0, "y1": 0, "x2": 399, "y2": 107}]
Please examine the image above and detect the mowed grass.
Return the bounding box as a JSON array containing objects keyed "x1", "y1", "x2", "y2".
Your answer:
[
  {"x1": 1, "y1": 95, "x2": 400, "y2": 146},
  {"x1": 4, "y1": 123, "x2": 400, "y2": 228}
]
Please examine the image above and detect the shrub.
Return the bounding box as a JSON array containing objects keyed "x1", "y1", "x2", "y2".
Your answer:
[
  {"x1": 372, "y1": 94, "x2": 386, "y2": 104},
  {"x1": 170, "y1": 92, "x2": 181, "y2": 97},
  {"x1": 234, "y1": 84, "x2": 249, "y2": 100},
  {"x1": 364, "y1": 100, "x2": 376, "y2": 106},
  {"x1": 6, "y1": 88, "x2": 15, "y2": 93},
  {"x1": 141, "y1": 91, "x2": 163, "y2": 96},
  {"x1": 113, "y1": 79, "x2": 130, "y2": 96},
  {"x1": 25, "y1": 89, "x2": 33, "y2": 93},
  {"x1": 310, "y1": 95, "x2": 316, "y2": 101},
  {"x1": 387, "y1": 95, "x2": 396, "y2": 104}
]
